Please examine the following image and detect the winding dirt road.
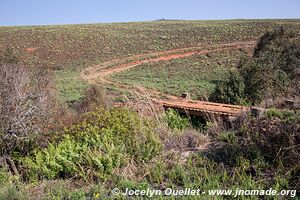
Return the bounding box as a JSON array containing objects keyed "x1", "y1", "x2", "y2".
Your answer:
[{"x1": 81, "y1": 40, "x2": 255, "y2": 116}]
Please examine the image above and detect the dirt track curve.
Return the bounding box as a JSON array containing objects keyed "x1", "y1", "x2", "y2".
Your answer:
[{"x1": 81, "y1": 41, "x2": 255, "y2": 116}]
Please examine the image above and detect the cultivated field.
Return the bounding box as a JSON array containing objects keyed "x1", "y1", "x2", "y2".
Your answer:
[
  {"x1": 1, "y1": 20, "x2": 300, "y2": 199},
  {"x1": 111, "y1": 48, "x2": 248, "y2": 99},
  {"x1": 1, "y1": 20, "x2": 300, "y2": 102}
]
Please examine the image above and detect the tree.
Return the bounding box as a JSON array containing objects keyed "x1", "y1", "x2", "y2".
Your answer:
[{"x1": 239, "y1": 27, "x2": 299, "y2": 104}]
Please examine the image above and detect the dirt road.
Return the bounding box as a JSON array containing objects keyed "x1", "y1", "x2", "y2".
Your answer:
[{"x1": 81, "y1": 41, "x2": 255, "y2": 115}]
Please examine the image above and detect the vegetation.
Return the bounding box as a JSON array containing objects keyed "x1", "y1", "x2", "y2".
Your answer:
[
  {"x1": 209, "y1": 70, "x2": 245, "y2": 104},
  {"x1": 0, "y1": 106, "x2": 298, "y2": 199},
  {"x1": 22, "y1": 108, "x2": 162, "y2": 182},
  {"x1": 54, "y1": 69, "x2": 88, "y2": 103},
  {"x1": 1, "y1": 20, "x2": 299, "y2": 70},
  {"x1": 240, "y1": 27, "x2": 300, "y2": 104},
  {"x1": 0, "y1": 63, "x2": 57, "y2": 156},
  {"x1": 1, "y1": 20, "x2": 300, "y2": 102},
  {"x1": 211, "y1": 27, "x2": 300, "y2": 105},
  {"x1": 0, "y1": 21, "x2": 300, "y2": 199},
  {"x1": 112, "y1": 49, "x2": 245, "y2": 99},
  {"x1": 165, "y1": 109, "x2": 190, "y2": 130}
]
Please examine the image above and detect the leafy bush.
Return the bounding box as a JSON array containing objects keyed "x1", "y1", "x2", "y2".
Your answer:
[
  {"x1": 22, "y1": 108, "x2": 162, "y2": 181},
  {"x1": 240, "y1": 58, "x2": 290, "y2": 104},
  {"x1": 239, "y1": 27, "x2": 299, "y2": 104},
  {"x1": 211, "y1": 27, "x2": 300, "y2": 105},
  {"x1": 0, "y1": 168, "x2": 28, "y2": 200},
  {"x1": 165, "y1": 109, "x2": 190, "y2": 130},
  {"x1": 147, "y1": 153, "x2": 268, "y2": 199},
  {"x1": 219, "y1": 131, "x2": 237, "y2": 144},
  {"x1": 0, "y1": 168, "x2": 9, "y2": 185},
  {"x1": 210, "y1": 70, "x2": 245, "y2": 105}
]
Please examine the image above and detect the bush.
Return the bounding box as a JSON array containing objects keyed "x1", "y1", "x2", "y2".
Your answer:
[
  {"x1": 205, "y1": 113, "x2": 300, "y2": 191},
  {"x1": 239, "y1": 27, "x2": 300, "y2": 104},
  {"x1": 266, "y1": 108, "x2": 299, "y2": 122},
  {"x1": 236, "y1": 115, "x2": 300, "y2": 166},
  {"x1": 213, "y1": 27, "x2": 300, "y2": 105},
  {"x1": 240, "y1": 58, "x2": 290, "y2": 104},
  {"x1": 219, "y1": 131, "x2": 237, "y2": 144},
  {"x1": 71, "y1": 84, "x2": 108, "y2": 114},
  {"x1": 165, "y1": 109, "x2": 190, "y2": 130},
  {"x1": 22, "y1": 108, "x2": 162, "y2": 181},
  {"x1": 0, "y1": 63, "x2": 58, "y2": 156},
  {"x1": 210, "y1": 70, "x2": 245, "y2": 105},
  {"x1": 0, "y1": 185, "x2": 28, "y2": 200}
]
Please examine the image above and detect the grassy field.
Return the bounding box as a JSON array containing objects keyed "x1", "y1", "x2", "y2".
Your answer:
[
  {"x1": 0, "y1": 20, "x2": 300, "y2": 102},
  {"x1": 1, "y1": 20, "x2": 300, "y2": 71},
  {"x1": 2, "y1": 20, "x2": 299, "y2": 102},
  {"x1": 1, "y1": 20, "x2": 300, "y2": 199},
  {"x1": 111, "y1": 49, "x2": 248, "y2": 99},
  {"x1": 54, "y1": 69, "x2": 88, "y2": 102}
]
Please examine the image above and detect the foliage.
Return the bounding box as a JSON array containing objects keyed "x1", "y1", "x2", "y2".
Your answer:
[
  {"x1": 208, "y1": 27, "x2": 299, "y2": 105},
  {"x1": 54, "y1": 69, "x2": 88, "y2": 103},
  {"x1": 239, "y1": 27, "x2": 300, "y2": 104},
  {"x1": 209, "y1": 70, "x2": 245, "y2": 104},
  {"x1": 22, "y1": 108, "x2": 162, "y2": 181},
  {"x1": 219, "y1": 131, "x2": 237, "y2": 144},
  {"x1": 240, "y1": 58, "x2": 290, "y2": 104},
  {"x1": 165, "y1": 109, "x2": 190, "y2": 130},
  {"x1": 0, "y1": 168, "x2": 9, "y2": 185},
  {"x1": 5, "y1": 107, "x2": 300, "y2": 199},
  {"x1": 229, "y1": 113, "x2": 300, "y2": 190},
  {"x1": 0, "y1": 185, "x2": 28, "y2": 200},
  {"x1": 0, "y1": 168, "x2": 28, "y2": 200},
  {"x1": 266, "y1": 108, "x2": 300, "y2": 122},
  {"x1": 71, "y1": 84, "x2": 108, "y2": 114},
  {"x1": 113, "y1": 50, "x2": 245, "y2": 99},
  {"x1": 253, "y1": 26, "x2": 300, "y2": 79}
]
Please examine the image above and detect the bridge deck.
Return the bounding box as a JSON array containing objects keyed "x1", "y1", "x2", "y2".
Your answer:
[{"x1": 161, "y1": 99, "x2": 249, "y2": 117}]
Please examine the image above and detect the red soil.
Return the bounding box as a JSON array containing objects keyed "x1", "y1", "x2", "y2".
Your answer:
[{"x1": 81, "y1": 41, "x2": 256, "y2": 116}]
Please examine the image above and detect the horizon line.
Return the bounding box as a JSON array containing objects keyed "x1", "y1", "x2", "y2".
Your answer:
[{"x1": 1, "y1": 18, "x2": 300, "y2": 28}]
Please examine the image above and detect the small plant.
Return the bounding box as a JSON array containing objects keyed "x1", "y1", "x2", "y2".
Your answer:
[
  {"x1": 0, "y1": 185, "x2": 28, "y2": 200},
  {"x1": 0, "y1": 168, "x2": 9, "y2": 185},
  {"x1": 266, "y1": 108, "x2": 300, "y2": 122},
  {"x1": 219, "y1": 131, "x2": 237, "y2": 144},
  {"x1": 165, "y1": 109, "x2": 190, "y2": 130}
]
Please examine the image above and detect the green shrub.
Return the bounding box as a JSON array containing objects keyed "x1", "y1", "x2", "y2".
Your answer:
[
  {"x1": 0, "y1": 185, "x2": 28, "y2": 200},
  {"x1": 47, "y1": 187, "x2": 86, "y2": 200},
  {"x1": 239, "y1": 27, "x2": 299, "y2": 104},
  {"x1": 235, "y1": 115, "x2": 300, "y2": 170},
  {"x1": 210, "y1": 70, "x2": 245, "y2": 105},
  {"x1": 266, "y1": 108, "x2": 299, "y2": 122},
  {"x1": 165, "y1": 109, "x2": 190, "y2": 130},
  {"x1": 0, "y1": 168, "x2": 9, "y2": 185},
  {"x1": 266, "y1": 108, "x2": 284, "y2": 119},
  {"x1": 22, "y1": 108, "x2": 162, "y2": 181},
  {"x1": 219, "y1": 131, "x2": 237, "y2": 144}
]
